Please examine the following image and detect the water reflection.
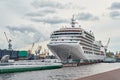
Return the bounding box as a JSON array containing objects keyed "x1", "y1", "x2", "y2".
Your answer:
[{"x1": 0, "y1": 73, "x2": 15, "y2": 80}]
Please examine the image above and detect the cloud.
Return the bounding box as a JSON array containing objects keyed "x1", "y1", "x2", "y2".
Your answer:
[
  {"x1": 109, "y1": 11, "x2": 120, "y2": 19},
  {"x1": 31, "y1": 17, "x2": 69, "y2": 24},
  {"x1": 39, "y1": 9, "x2": 56, "y2": 13},
  {"x1": 109, "y1": 2, "x2": 120, "y2": 10},
  {"x1": 0, "y1": 0, "x2": 31, "y2": 15},
  {"x1": 6, "y1": 26, "x2": 36, "y2": 33},
  {"x1": 26, "y1": 12, "x2": 45, "y2": 17},
  {"x1": 31, "y1": 0, "x2": 85, "y2": 11},
  {"x1": 76, "y1": 12, "x2": 99, "y2": 21},
  {"x1": 26, "y1": 9, "x2": 56, "y2": 17},
  {"x1": 6, "y1": 25, "x2": 47, "y2": 49},
  {"x1": 31, "y1": 0, "x2": 66, "y2": 9}
]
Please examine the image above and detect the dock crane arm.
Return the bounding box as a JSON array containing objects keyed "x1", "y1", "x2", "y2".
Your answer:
[
  {"x1": 4, "y1": 32, "x2": 9, "y2": 43},
  {"x1": 4, "y1": 32, "x2": 12, "y2": 50},
  {"x1": 31, "y1": 43, "x2": 34, "y2": 50},
  {"x1": 105, "y1": 38, "x2": 110, "y2": 49},
  {"x1": 104, "y1": 38, "x2": 110, "y2": 52}
]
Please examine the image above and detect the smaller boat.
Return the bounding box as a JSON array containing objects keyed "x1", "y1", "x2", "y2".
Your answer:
[
  {"x1": 0, "y1": 55, "x2": 62, "y2": 74},
  {"x1": 0, "y1": 55, "x2": 15, "y2": 66},
  {"x1": 103, "y1": 57, "x2": 116, "y2": 63}
]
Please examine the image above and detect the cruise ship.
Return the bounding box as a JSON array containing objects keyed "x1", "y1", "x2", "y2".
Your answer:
[{"x1": 47, "y1": 15, "x2": 106, "y2": 62}]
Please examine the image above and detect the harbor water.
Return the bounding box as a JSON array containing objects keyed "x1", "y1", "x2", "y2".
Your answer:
[{"x1": 0, "y1": 63, "x2": 120, "y2": 80}]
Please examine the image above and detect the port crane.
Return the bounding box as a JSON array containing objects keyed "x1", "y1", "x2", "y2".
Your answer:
[
  {"x1": 27, "y1": 42, "x2": 35, "y2": 60},
  {"x1": 28, "y1": 42, "x2": 35, "y2": 54},
  {"x1": 35, "y1": 45, "x2": 42, "y2": 55},
  {"x1": 4, "y1": 32, "x2": 12, "y2": 50},
  {"x1": 104, "y1": 38, "x2": 110, "y2": 52}
]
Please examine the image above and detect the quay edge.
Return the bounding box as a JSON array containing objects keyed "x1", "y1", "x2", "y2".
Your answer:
[{"x1": 75, "y1": 68, "x2": 120, "y2": 80}]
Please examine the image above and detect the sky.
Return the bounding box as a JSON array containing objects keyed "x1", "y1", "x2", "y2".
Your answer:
[{"x1": 0, "y1": 0, "x2": 120, "y2": 53}]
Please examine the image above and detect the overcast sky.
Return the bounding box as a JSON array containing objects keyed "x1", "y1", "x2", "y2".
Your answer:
[{"x1": 0, "y1": 0, "x2": 120, "y2": 53}]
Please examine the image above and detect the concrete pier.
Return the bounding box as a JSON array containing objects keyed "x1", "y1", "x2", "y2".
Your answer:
[{"x1": 75, "y1": 68, "x2": 120, "y2": 80}]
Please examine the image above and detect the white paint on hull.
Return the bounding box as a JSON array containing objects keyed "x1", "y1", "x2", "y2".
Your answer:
[{"x1": 47, "y1": 43, "x2": 105, "y2": 61}]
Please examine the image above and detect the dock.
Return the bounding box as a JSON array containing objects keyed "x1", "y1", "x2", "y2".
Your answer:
[
  {"x1": 63, "y1": 60, "x2": 102, "y2": 67},
  {"x1": 75, "y1": 68, "x2": 120, "y2": 80}
]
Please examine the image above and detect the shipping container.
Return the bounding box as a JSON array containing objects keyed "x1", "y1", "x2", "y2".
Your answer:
[
  {"x1": 0, "y1": 50, "x2": 3, "y2": 58},
  {"x1": 0, "y1": 50, "x2": 19, "y2": 60},
  {"x1": 18, "y1": 51, "x2": 28, "y2": 57},
  {"x1": 28, "y1": 54, "x2": 34, "y2": 60},
  {"x1": 10, "y1": 51, "x2": 19, "y2": 59}
]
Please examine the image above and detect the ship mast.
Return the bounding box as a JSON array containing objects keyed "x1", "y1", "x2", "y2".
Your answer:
[{"x1": 71, "y1": 15, "x2": 77, "y2": 28}]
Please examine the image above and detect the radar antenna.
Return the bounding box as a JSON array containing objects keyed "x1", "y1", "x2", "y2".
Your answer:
[{"x1": 71, "y1": 15, "x2": 77, "y2": 27}]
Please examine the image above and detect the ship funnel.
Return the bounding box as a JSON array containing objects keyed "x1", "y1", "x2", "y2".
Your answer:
[{"x1": 71, "y1": 15, "x2": 77, "y2": 27}]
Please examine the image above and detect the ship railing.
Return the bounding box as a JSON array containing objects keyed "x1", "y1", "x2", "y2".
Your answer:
[{"x1": 49, "y1": 41, "x2": 78, "y2": 44}]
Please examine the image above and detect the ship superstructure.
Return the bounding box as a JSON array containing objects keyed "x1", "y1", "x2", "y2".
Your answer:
[{"x1": 47, "y1": 15, "x2": 106, "y2": 62}]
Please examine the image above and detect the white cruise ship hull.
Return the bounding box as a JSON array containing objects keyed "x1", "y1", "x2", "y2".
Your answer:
[{"x1": 47, "y1": 43, "x2": 105, "y2": 62}]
